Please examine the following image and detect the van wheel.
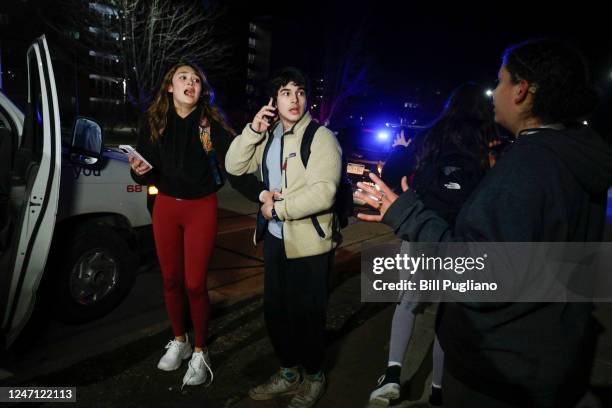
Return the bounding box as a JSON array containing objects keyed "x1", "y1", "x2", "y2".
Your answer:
[{"x1": 53, "y1": 226, "x2": 137, "y2": 323}]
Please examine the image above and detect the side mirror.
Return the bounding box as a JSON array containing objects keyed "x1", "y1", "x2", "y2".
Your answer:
[{"x1": 70, "y1": 117, "x2": 103, "y2": 168}]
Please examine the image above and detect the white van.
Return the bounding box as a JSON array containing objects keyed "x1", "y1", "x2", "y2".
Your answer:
[{"x1": 0, "y1": 36, "x2": 153, "y2": 350}]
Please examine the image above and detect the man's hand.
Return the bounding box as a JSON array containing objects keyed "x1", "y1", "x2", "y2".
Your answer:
[
  {"x1": 261, "y1": 201, "x2": 274, "y2": 220},
  {"x1": 129, "y1": 155, "x2": 152, "y2": 176},
  {"x1": 260, "y1": 190, "x2": 283, "y2": 204},
  {"x1": 251, "y1": 98, "x2": 277, "y2": 133}
]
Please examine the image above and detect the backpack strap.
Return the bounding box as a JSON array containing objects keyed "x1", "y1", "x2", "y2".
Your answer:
[
  {"x1": 300, "y1": 120, "x2": 321, "y2": 168},
  {"x1": 299, "y1": 121, "x2": 327, "y2": 238}
]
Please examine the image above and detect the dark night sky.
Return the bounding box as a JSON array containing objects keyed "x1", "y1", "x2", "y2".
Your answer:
[
  {"x1": 3, "y1": 0, "x2": 610, "y2": 93},
  {"x1": 3, "y1": 1, "x2": 610, "y2": 88},
  {"x1": 242, "y1": 1, "x2": 611, "y2": 129},
  {"x1": 1, "y1": 1, "x2": 610, "y2": 129},
  {"x1": 259, "y1": 1, "x2": 611, "y2": 92}
]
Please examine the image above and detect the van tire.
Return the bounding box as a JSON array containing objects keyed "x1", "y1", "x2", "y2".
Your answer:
[{"x1": 53, "y1": 226, "x2": 137, "y2": 323}]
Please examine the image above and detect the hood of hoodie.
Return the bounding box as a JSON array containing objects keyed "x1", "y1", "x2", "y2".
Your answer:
[{"x1": 517, "y1": 126, "x2": 612, "y2": 195}]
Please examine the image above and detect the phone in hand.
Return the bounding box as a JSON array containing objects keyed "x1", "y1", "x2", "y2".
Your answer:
[
  {"x1": 266, "y1": 98, "x2": 278, "y2": 124},
  {"x1": 119, "y1": 145, "x2": 153, "y2": 169},
  {"x1": 271, "y1": 188, "x2": 283, "y2": 201}
]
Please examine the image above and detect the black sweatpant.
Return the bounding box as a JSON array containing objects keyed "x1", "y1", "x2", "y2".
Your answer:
[{"x1": 263, "y1": 231, "x2": 333, "y2": 374}]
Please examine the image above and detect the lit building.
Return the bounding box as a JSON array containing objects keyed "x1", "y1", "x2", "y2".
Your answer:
[
  {"x1": 82, "y1": 2, "x2": 125, "y2": 117},
  {"x1": 245, "y1": 17, "x2": 272, "y2": 114}
]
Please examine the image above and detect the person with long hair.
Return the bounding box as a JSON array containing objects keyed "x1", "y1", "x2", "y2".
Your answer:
[
  {"x1": 369, "y1": 83, "x2": 497, "y2": 407},
  {"x1": 129, "y1": 61, "x2": 265, "y2": 389},
  {"x1": 356, "y1": 39, "x2": 612, "y2": 407}
]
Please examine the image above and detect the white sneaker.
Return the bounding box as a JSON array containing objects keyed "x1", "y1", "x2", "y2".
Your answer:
[
  {"x1": 368, "y1": 375, "x2": 400, "y2": 406},
  {"x1": 157, "y1": 337, "x2": 192, "y2": 371},
  {"x1": 287, "y1": 373, "x2": 326, "y2": 408},
  {"x1": 181, "y1": 350, "x2": 213, "y2": 388},
  {"x1": 248, "y1": 367, "x2": 301, "y2": 400}
]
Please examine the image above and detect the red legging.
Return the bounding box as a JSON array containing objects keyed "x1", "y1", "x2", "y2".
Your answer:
[{"x1": 152, "y1": 192, "x2": 218, "y2": 348}]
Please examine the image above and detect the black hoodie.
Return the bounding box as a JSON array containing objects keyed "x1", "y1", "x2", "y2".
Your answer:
[
  {"x1": 130, "y1": 109, "x2": 264, "y2": 202},
  {"x1": 382, "y1": 125, "x2": 612, "y2": 407}
]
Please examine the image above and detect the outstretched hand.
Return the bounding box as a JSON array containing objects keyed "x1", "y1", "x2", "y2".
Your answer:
[
  {"x1": 392, "y1": 129, "x2": 412, "y2": 148},
  {"x1": 354, "y1": 173, "x2": 409, "y2": 222}
]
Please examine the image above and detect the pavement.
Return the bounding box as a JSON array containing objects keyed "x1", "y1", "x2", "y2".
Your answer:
[
  {"x1": 3, "y1": 185, "x2": 612, "y2": 407},
  {"x1": 1, "y1": 184, "x2": 404, "y2": 407}
]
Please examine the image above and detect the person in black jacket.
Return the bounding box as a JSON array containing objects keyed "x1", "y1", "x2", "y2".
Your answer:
[
  {"x1": 379, "y1": 128, "x2": 418, "y2": 193},
  {"x1": 356, "y1": 39, "x2": 612, "y2": 407},
  {"x1": 370, "y1": 83, "x2": 497, "y2": 407},
  {"x1": 129, "y1": 61, "x2": 264, "y2": 389}
]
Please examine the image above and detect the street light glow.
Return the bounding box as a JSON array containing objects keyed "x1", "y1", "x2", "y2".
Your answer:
[
  {"x1": 485, "y1": 89, "x2": 493, "y2": 97},
  {"x1": 377, "y1": 131, "x2": 389, "y2": 141}
]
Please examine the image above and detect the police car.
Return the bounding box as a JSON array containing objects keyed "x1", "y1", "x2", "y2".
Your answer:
[{"x1": 0, "y1": 36, "x2": 152, "y2": 351}]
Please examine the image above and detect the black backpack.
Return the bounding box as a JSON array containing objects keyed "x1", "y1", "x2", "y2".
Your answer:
[{"x1": 300, "y1": 121, "x2": 353, "y2": 241}]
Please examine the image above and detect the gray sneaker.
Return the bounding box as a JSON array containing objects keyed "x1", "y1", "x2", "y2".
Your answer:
[
  {"x1": 287, "y1": 373, "x2": 326, "y2": 408},
  {"x1": 248, "y1": 367, "x2": 301, "y2": 400},
  {"x1": 368, "y1": 374, "x2": 400, "y2": 406}
]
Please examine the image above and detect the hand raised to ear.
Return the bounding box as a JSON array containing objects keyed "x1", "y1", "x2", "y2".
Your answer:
[{"x1": 252, "y1": 98, "x2": 277, "y2": 133}]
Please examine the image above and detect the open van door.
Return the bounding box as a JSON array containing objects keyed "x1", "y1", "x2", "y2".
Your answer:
[{"x1": 0, "y1": 35, "x2": 61, "y2": 349}]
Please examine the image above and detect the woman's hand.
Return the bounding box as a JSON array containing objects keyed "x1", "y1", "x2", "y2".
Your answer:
[
  {"x1": 251, "y1": 98, "x2": 277, "y2": 133},
  {"x1": 129, "y1": 155, "x2": 152, "y2": 176},
  {"x1": 354, "y1": 173, "x2": 409, "y2": 222},
  {"x1": 392, "y1": 129, "x2": 411, "y2": 148}
]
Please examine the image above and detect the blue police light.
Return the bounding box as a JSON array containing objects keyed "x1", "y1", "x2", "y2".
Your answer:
[{"x1": 377, "y1": 131, "x2": 389, "y2": 141}]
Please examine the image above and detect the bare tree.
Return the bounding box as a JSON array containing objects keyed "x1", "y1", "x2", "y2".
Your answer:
[
  {"x1": 118, "y1": 0, "x2": 231, "y2": 109},
  {"x1": 46, "y1": 0, "x2": 232, "y2": 111}
]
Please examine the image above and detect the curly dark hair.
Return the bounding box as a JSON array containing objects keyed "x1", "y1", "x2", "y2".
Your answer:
[
  {"x1": 266, "y1": 67, "x2": 309, "y2": 101},
  {"x1": 502, "y1": 39, "x2": 599, "y2": 126},
  {"x1": 415, "y1": 83, "x2": 498, "y2": 172}
]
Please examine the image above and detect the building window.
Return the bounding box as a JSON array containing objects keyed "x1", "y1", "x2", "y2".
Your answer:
[
  {"x1": 248, "y1": 38, "x2": 257, "y2": 49},
  {"x1": 248, "y1": 53, "x2": 255, "y2": 64},
  {"x1": 246, "y1": 84, "x2": 255, "y2": 94},
  {"x1": 249, "y1": 22, "x2": 257, "y2": 33},
  {"x1": 247, "y1": 68, "x2": 255, "y2": 79}
]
